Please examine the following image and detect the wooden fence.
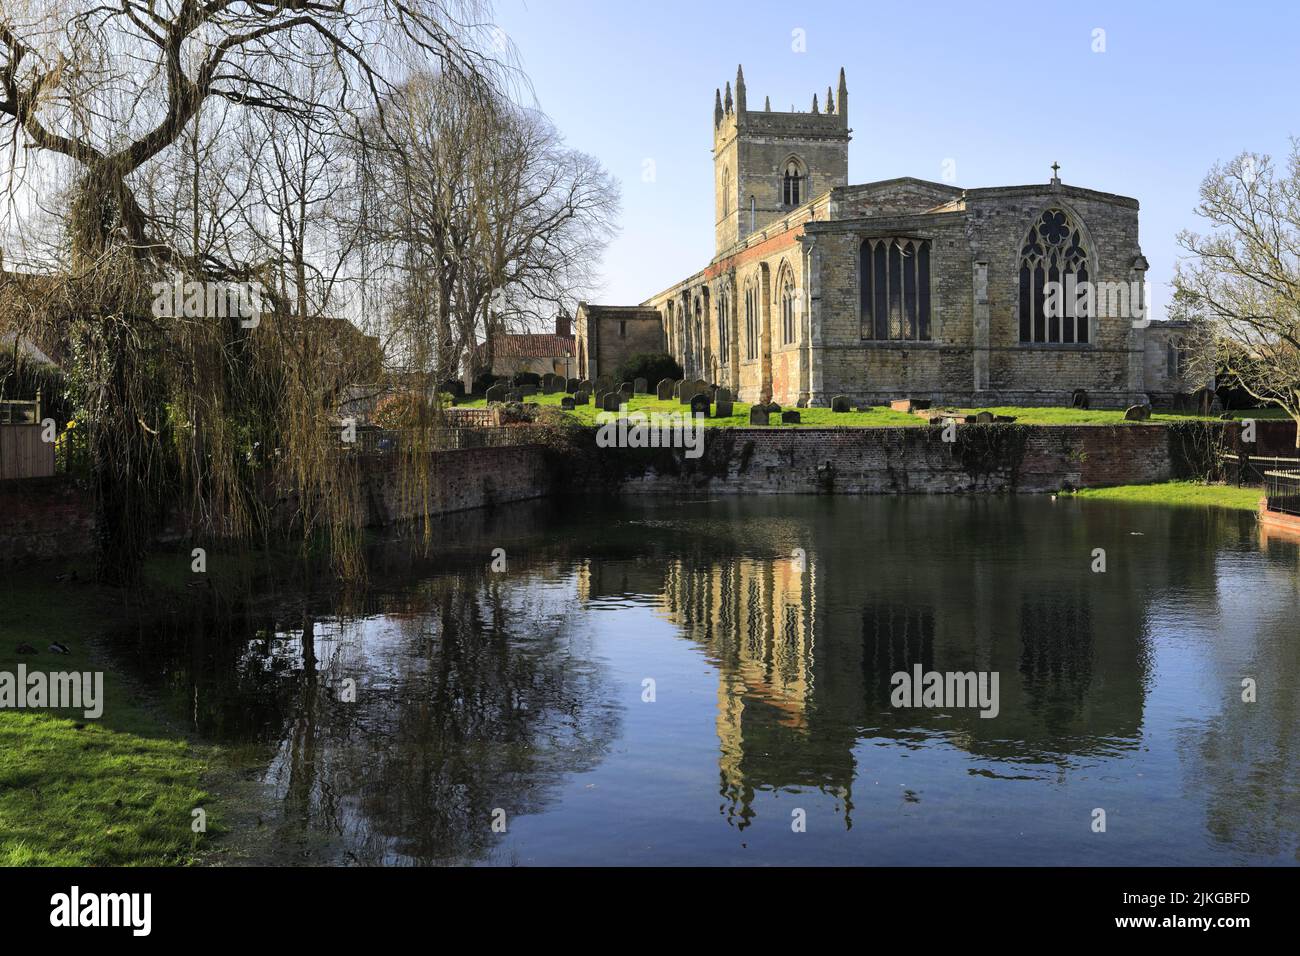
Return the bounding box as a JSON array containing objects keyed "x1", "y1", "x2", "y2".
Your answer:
[{"x1": 0, "y1": 424, "x2": 55, "y2": 479}]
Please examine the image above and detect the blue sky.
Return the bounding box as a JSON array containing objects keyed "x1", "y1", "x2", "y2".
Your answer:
[{"x1": 492, "y1": 0, "x2": 1299, "y2": 319}]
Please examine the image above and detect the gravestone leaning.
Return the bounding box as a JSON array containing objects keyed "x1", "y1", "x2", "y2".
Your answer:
[
  {"x1": 486, "y1": 384, "x2": 508, "y2": 404},
  {"x1": 656, "y1": 378, "x2": 674, "y2": 400},
  {"x1": 1124, "y1": 404, "x2": 1151, "y2": 421}
]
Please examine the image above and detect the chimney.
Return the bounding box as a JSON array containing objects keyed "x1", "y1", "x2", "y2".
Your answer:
[{"x1": 555, "y1": 312, "x2": 572, "y2": 338}]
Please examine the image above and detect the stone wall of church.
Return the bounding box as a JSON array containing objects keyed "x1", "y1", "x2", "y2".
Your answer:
[{"x1": 804, "y1": 186, "x2": 1150, "y2": 407}]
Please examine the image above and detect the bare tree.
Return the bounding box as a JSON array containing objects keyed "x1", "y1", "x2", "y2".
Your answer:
[
  {"x1": 363, "y1": 70, "x2": 618, "y2": 391},
  {"x1": 0, "y1": 1, "x2": 498, "y2": 581},
  {"x1": 1176, "y1": 143, "x2": 1300, "y2": 445}
]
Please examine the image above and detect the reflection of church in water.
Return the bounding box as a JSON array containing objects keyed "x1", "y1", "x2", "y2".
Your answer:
[{"x1": 576, "y1": 512, "x2": 1162, "y2": 830}]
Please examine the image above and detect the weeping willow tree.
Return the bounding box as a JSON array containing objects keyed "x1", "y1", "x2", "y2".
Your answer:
[{"x1": 0, "y1": 1, "x2": 500, "y2": 583}]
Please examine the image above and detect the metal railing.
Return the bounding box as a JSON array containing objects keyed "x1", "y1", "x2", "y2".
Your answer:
[
  {"x1": 1221, "y1": 453, "x2": 1300, "y2": 487},
  {"x1": 1263, "y1": 470, "x2": 1300, "y2": 517}
]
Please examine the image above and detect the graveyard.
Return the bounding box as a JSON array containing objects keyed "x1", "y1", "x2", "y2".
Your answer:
[{"x1": 458, "y1": 384, "x2": 1267, "y2": 429}]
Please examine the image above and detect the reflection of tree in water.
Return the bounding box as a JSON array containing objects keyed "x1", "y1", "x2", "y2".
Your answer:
[
  {"x1": 258, "y1": 570, "x2": 620, "y2": 865},
  {"x1": 1174, "y1": 559, "x2": 1300, "y2": 862}
]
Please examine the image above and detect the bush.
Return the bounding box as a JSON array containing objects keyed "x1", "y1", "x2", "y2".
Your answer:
[
  {"x1": 472, "y1": 371, "x2": 502, "y2": 395},
  {"x1": 614, "y1": 353, "x2": 683, "y2": 386}
]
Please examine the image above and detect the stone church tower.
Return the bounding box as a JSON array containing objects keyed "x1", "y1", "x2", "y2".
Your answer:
[{"x1": 713, "y1": 65, "x2": 850, "y2": 253}]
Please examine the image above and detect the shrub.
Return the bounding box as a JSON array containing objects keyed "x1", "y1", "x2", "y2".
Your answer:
[{"x1": 614, "y1": 352, "x2": 683, "y2": 386}]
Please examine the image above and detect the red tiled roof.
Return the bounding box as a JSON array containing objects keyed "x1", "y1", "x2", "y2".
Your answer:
[{"x1": 472, "y1": 333, "x2": 574, "y2": 359}]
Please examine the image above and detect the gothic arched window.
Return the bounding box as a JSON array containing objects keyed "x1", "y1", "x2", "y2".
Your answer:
[
  {"x1": 749, "y1": 196, "x2": 756, "y2": 232},
  {"x1": 722, "y1": 167, "x2": 731, "y2": 217},
  {"x1": 1019, "y1": 208, "x2": 1090, "y2": 344},
  {"x1": 780, "y1": 269, "x2": 797, "y2": 345},
  {"x1": 860, "y1": 238, "x2": 931, "y2": 341},
  {"x1": 782, "y1": 159, "x2": 804, "y2": 207},
  {"x1": 744, "y1": 284, "x2": 759, "y2": 361},
  {"x1": 718, "y1": 291, "x2": 730, "y2": 365}
]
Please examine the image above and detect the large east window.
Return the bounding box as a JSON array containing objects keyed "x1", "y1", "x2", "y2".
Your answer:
[
  {"x1": 744, "y1": 285, "x2": 758, "y2": 360},
  {"x1": 1019, "y1": 209, "x2": 1090, "y2": 344}
]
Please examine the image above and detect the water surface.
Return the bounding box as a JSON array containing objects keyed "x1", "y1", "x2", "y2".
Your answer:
[{"x1": 119, "y1": 496, "x2": 1300, "y2": 865}]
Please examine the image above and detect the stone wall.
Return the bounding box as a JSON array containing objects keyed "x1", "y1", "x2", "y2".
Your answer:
[
  {"x1": 0, "y1": 476, "x2": 95, "y2": 563},
  {"x1": 359, "y1": 443, "x2": 553, "y2": 527},
  {"x1": 586, "y1": 424, "x2": 1183, "y2": 497},
  {"x1": 0, "y1": 444, "x2": 554, "y2": 563}
]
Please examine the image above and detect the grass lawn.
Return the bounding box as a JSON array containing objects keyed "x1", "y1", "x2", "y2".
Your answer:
[
  {"x1": 0, "y1": 560, "x2": 215, "y2": 866},
  {"x1": 458, "y1": 391, "x2": 1292, "y2": 429},
  {"x1": 1061, "y1": 481, "x2": 1264, "y2": 512}
]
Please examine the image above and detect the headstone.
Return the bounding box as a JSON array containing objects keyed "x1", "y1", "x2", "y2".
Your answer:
[
  {"x1": 714, "y1": 388, "x2": 733, "y2": 418},
  {"x1": 832, "y1": 395, "x2": 851, "y2": 413},
  {"x1": 656, "y1": 378, "x2": 674, "y2": 400},
  {"x1": 513, "y1": 372, "x2": 540, "y2": 388},
  {"x1": 593, "y1": 390, "x2": 606, "y2": 409},
  {"x1": 575, "y1": 390, "x2": 590, "y2": 405},
  {"x1": 634, "y1": 377, "x2": 648, "y2": 394},
  {"x1": 519, "y1": 384, "x2": 539, "y2": 397},
  {"x1": 890, "y1": 398, "x2": 930, "y2": 412},
  {"x1": 602, "y1": 392, "x2": 621, "y2": 412},
  {"x1": 560, "y1": 396, "x2": 575, "y2": 410},
  {"x1": 766, "y1": 402, "x2": 782, "y2": 414},
  {"x1": 748, "y1": 407, "x2": 770, "y2": 426},
  {"x1": 566, "y1": 378, "x2": 580, "y2": 393},
  {"x1": 781, "y1": 410, "x2": 801, "y2": 424},
  {"x1": 541, "y1": 374, "x2": 561, "y2": 394},
  {"x1": 973, "y1": 411, "x2": 995, "y2": 424},
  {"x1": 579, "y1": 379, "x2": 592, "y2": 392},
  {"x1": 507, "y1": 388, "x2": 524, "y2": 403},
  {"x1": 486, "y1": 384, "x2": 508, "y2": 404},
  {"x1": 1070, "y1": 388, "x2": 1089, "y2": 409},
  {"x1": 1124, "y1": 404, "x2": 1151, "y2": 421},
  {"x1": 619, "y1": 381, "x2": 634, "y2": 400},
  {"x1": 690, "y1": 393, "x2": 710, "y2": 418}
]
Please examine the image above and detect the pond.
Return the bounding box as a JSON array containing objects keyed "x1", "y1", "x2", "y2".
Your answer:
[{"x1": 116, "y1": 495, "x2": 1300, "y2": 865}]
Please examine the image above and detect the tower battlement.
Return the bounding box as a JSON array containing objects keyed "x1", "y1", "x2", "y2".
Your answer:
[{"x1": 713, "y1": 66, "x2": 850, "y2": 253}]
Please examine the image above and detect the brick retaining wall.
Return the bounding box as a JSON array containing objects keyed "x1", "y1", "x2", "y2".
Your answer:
[{"x1": 0, "y1": 476, "x2": 95, "y2": 563}]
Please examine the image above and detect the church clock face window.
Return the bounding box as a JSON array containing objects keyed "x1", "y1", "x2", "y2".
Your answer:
[
  {"x1": 859, "y1": 238, "x2": 931, "y2": 341},
  {"x1": 1019, "y1": 208, "x2": 1090, "y2": 344},
  {"x1": 783, "y1": 159, "x2": 804, "y2": 207}
]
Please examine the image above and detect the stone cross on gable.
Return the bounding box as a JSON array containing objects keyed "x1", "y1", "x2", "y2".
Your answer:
[{"x1": 1050, "y1": 161, "x2": 1061, "y2": 185}]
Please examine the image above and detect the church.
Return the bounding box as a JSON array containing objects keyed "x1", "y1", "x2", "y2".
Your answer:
[{"x1": 575, "y1": 66, "x2": 1192, "y2": 409}]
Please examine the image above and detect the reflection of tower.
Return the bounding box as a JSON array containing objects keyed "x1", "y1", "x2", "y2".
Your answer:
[{"x1": 660, "y1": 551, "x2": 854, "y2": 829}]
